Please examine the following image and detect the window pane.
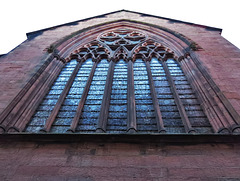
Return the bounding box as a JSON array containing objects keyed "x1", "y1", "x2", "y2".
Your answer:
[
  {"x1": 26, "y1": 60, "x2": 78, "y2": 133},
  {"x1": 77, "y1": 59, "x2": 109, "y2": 132},
  {"x1": 150, "y1": 58, "x2": 185, "y2": 133},
  {"x1": 166, "y1": 59, "x2": 213, "y2": 133},
  {"x1": 134, "y1": 59, "x2": 157, "y2": 133},
  {"x1": 107, "y1": 59, "x2": 127, "y2": 133},
  {"x1": 49, "y1": 58, "x2": 94, "y2": 133}
]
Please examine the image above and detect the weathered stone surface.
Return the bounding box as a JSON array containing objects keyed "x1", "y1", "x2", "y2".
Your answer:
[
  {"x1": 0, "y1": 141, "x2": 240, "y2": 180},
  {"x1": 0, "y1": 10, "x2": 240, "y2": 180}
]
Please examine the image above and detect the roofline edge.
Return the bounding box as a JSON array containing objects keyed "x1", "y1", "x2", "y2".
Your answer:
[{"x1": 26, "y1": 9, "x2": 222, "y2": 39}]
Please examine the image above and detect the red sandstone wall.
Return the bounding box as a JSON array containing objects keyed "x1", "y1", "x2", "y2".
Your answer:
[
  {"x1": 0, "y1": 142, "x2": 240, "y2": 180},
  {"x1": 1, "y1": 13, "x2": 240, "y2": 180}
]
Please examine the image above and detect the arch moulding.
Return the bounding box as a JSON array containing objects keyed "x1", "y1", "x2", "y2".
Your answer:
[{"x1": 0, "y1": 20, "x2": 240, "y2": 134}]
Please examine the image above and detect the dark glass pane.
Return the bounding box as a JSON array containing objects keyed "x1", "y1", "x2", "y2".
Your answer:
[
  {"x1": 50, "y1": 58, "x2": 93, "y2": 133},
  {"x1": 76, "y1": 59, "x2": 108, "y2": 132},
  {"x1": 107, "y1": 59, "x2": 127, "y2": 133},
  {"x1": 166, "y1": 59, "x2": 213, "y2": 133},
  {"x1": 150, "y1": 58, "x2": 184, "y2": 133},
  {"x1": 134, "y1": 59, "x2": 157, "y2": 133},
  {"x1": 26, "y1": 60, "x2": 78, "y2": 132}
]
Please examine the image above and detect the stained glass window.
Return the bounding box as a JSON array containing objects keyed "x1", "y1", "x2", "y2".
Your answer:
[{"x1": 25, "y1": 29, "x2": 213, "y2": 134}]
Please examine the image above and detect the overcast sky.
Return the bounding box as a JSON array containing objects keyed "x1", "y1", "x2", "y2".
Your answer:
[{"x1": 0, "y1": 0, "x2": 239, "y2": 55}]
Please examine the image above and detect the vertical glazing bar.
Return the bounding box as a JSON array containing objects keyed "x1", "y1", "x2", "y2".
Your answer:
[
  {"x1": 97, "y1": 61, "x2": 115, "y2": 132},
  {"x1": 181, "y1": 58, "x2": 227, "y2": 133},
  {"x1": 69, "y1": 61, "x2": 98, "y2": 132},
  {"x1": 42, "y1": 60, "x2": 82, "y2": 132},
  {"x1": 162, "y1": 61, "x2": 195, "y2": 133},
  {"x1": 12, "y1": 60, "x2": 64, "y2": 132},
  {"x1": 127, "y1": 60, "x2": 137, "y2": 133},
  {"x1": 145, "y1": 61, "x2": 166, "y2": 133}
]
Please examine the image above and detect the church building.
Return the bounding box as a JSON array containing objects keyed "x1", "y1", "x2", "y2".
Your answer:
[{"x1": 0, "y1": 10, "x2": 240, "y2": 180}]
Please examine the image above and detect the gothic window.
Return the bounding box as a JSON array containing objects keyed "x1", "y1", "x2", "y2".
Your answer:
[{"x1": 23, "y1": 28, "x2": 215, "y2": 134}]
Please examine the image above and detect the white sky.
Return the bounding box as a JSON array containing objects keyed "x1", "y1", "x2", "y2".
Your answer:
[{"x1": 0, "y1": 0, "x2": 239, "y2": 55}]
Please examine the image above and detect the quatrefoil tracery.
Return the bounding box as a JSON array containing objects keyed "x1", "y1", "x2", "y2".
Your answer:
[{"x1": 70, "y1": 29, "x2": 176, "y2": 63}]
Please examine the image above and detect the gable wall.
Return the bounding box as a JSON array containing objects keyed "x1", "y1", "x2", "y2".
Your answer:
[{"x1": 0, "y1": 11, "x2": 240, "y2": 181}]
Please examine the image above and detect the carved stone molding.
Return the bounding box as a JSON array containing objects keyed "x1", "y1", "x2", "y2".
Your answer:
[{"x1": 1, "y1": 20, "x2": 239, "y2": 134}]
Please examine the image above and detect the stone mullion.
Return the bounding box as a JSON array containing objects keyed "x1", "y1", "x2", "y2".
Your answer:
[
  {"x1": 162, "y1": 61, "x2": 195, "y2": 133},
  {"x1": 180, "y1": 58, "x2": 221, "y2": 133},
  {"x1": 127, "y1": 60, "x2": 137, "y2": 133},
  {"x1": 41, "y1": 60, "x2": 83, "y2": 132},
  {"x1": 96, "y1": 60, "x2": 115, "y2": 133},
  {"x1": 181, "y1": 58, "x2": 231, "y2": 133},
  {"x1": 145, "y1": 60, "x2": 166, "y2": 133},
  {"x1": 69, "y1": 61, "x2": 98, "y2": 132},
  {"x1": 6, "y1": 59, "x2": 63, "y2": 132}
]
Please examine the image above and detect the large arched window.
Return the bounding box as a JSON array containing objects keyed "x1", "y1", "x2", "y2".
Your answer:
[
  {"x1": 24, "y1": 29, "x2": 213, "y2": 134},
  {"x1": 1, "y1": 21, "x2": 239, "y2": 134}
]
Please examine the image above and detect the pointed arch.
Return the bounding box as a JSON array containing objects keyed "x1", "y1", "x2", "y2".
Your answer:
[{"x1": 1, "y1": 20, "x2": 240, "y2": 134}]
